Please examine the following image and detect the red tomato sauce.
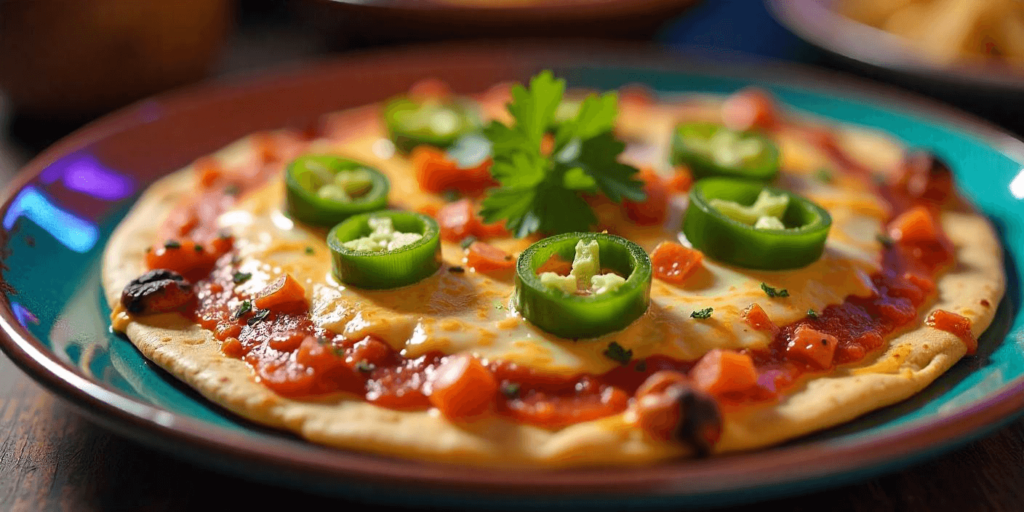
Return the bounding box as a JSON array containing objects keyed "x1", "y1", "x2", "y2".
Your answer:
[{"x1": 146, "y1": 123, "x2": 963, "y2": 430}]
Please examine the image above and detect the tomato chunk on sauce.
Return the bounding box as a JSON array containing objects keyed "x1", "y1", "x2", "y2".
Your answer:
[
  {"x1": 411, "y1": 146, "x2": 495, "y2": 196},
  {"x1": 927, "y1": 309, "x2": 977, "y2": 355},
  {"x1": 651, "y1": 241, "x2": 703, "y2": 284},
  {"x1": 254, "y1": 274, "x2": 307, "y2": 311},
  {"x1": 889, "y1": 206, "x2": 940, "y2": 244},
  {"x1": 786, "y1": 325, "x2": 839, "y2": 369},
  {"x1": 428, "y1": 354, "x2": 499, "y2": 420},
  {"x1": 691, "y1": 349, "x2": 759, "y2": 397},
  {"x1": 623, "y1": 169, "x2": 669, "y2": 225},
  {"x1": 465, "y1": 242, "x2": 515, "y2": 272},
  {"x1": 721, "y1": 87, "x2": 778, "y2": 131},
  {"x1": 437, "y1": 199, "x2": 509, "y2": 242}
]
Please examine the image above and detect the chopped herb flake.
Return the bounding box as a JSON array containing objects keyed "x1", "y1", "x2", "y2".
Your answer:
[
  {"x1": 194, "y1": 244, "x2": 204, "y2": 253},
  {"x1": 493, "y1": 300, "x2": 505, "y2": 310},
  {"x1": 500, "y1": 382, "x2": 521, "y2": 399},
  {"x1": 233, "y1": 300, "x2": 252, "y2": 320},
  {"x1": 634, "y1": 360, "x2": 647, "y2": 372},
  {"x1": 448, "y1": 266, "x2": 465, "y2": 273},
  {"x1": 815, "y1": 168, "x2": 833, "y2": 183},
  {"x1": 761, "y1": 282, "x2": 789, "y2": 298},
  {"x1": 305, "y1": 246, "x2": 315, "y2": 255},
  {"x1": 603, "y1": 341, "x2": 633, "y2": 365},
  {"x1": 441, "y1": 190, "x2": 461, "y2": 202},
  {"x1": 164, "y1": 240, "x2": 181, "y2": 249},
  {"x1": 224, "y1": 184, "x2": 240, "y2": 196},
  {"x1": 807, "y1": 308, "x2": 819, "y2": 319},
  {"x1": 232, "y1": 272, "x2": 252, "y2": 284},
  {"x1": 691, "y1": 307, "x2": 713, "y2": 319},
  {"x1": 876, "y1": 233, "x2": 894, "y2": 248},
  {"x1": 460, "y1": 236, "x2": 477, "y2": 250},
  {"x1": 246, "y1": 308, "x2": 270, "y2": 326},
  {"x1": 317, "y1": 336, "x2": 330, "y2": 345},
  {"x1": 355, "y1": 360, "x2": 376, "y2": 373}
]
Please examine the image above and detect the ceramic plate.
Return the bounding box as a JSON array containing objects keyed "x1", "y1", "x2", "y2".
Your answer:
[{"x1": 1, "y1": 45, "x2": 1022, "y2": 509}]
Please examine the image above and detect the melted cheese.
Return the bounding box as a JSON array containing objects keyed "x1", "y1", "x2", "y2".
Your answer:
[{"x1": 214, "y1": 97, "x2": 893, "y2": 376}]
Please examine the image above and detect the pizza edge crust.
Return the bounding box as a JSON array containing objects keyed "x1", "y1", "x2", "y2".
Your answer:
[{"x1": 101, "y1": 129, "x2": 1006, "y2": 468}]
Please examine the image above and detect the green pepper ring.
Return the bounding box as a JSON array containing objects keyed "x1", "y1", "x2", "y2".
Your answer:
[
  {"x1": 285, "y1": 155, "x2": 390, "y2": 227},
  {"x1": 670, "y1": 122, "x2": 780, "y2": 181},
  {"x1": 327, "y1": 211, "x2": 442, "y2": 290},
  {"x1": 383, "y1": 96, "x2": 481, "y2": 154},
  {"x1": 514, "y1": 232, "x2": 652, "y2": 339},
  {"x1": 683, "y1": 178, "x2": 832, "y2": 270}
]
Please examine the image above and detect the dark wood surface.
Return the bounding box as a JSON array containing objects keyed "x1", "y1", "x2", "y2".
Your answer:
[{"x1": 3, "y1": 349, "x2": 1024, "y2": 512}]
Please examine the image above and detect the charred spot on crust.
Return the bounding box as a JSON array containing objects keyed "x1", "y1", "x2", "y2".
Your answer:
[
  {"x1": 672, "y1": 385, "x2": 723, "y2": 457},
  {"x1": 121, "y1": 269, "x2": 194, "y2": 315},
  {"x1": 897, "y1": 151, "x2": 954, "y2": 204}
]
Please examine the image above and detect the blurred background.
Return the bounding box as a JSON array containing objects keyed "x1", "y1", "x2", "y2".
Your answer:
[{"x1": 1, "y1": 0, "x2": 1022, "y2": 185}]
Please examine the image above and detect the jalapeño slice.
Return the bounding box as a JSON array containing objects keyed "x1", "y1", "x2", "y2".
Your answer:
[
  {"x1": 671, "y1": 122, "x2": 780, "y2": 181},
  {"x1": 285, "y1": 155, "x2": 390, "y2": 227},
  {"x1": 514, "y1": 233, "x2": 652, "y2": 339},
  {"x1": 682, "y1": 178, "x2": 832, "y2": 270},
  {"x1": 327, "y1": 211, "x2": 442, "y2": 289},
  {"x1": 384, "y1": 96, "x2": 482, "y2": 154}
]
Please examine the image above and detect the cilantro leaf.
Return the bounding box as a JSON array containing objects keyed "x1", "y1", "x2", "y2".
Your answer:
[
  {"x1": 603, "y1": 341, "x2": 633, "y2": 365},
  {"x1": 761, "y1": 282, "x2": 790, "y2": 298},
  {"x1": 691, "y1": 307, "x2": 714, "y2": 319},
  {"x1": 480, "y1": 71, "x2": 645, "y2": 238}
]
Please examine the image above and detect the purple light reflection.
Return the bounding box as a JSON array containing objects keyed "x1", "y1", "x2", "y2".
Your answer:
[
  {"x1": 39, "y1": 153, "x2": 136, "y2": 201},
  {"x1": 10, "y1": 302, "x2": 39, "y2": 327},
  {"x1": 3, "y1": 187, "x2": 99, "y2": 253}
]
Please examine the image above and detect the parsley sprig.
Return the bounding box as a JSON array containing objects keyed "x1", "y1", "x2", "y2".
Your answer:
[{"x1": 479, "y1": 71, "x2": 646, "y2": 237}]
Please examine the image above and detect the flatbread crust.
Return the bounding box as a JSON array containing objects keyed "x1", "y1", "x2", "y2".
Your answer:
[{"x1": 102, "y1": 104, "x2": 1006, "y2": 468}]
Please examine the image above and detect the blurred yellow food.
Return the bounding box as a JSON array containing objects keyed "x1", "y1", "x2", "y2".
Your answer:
[{"x1": 838, "y1": 0, "x2": 1024, "y2": 70}]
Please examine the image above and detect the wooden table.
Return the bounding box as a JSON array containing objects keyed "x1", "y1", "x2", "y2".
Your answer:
[{"x1": 1, "y1": 350, "x2": 1022, "y2": 512}]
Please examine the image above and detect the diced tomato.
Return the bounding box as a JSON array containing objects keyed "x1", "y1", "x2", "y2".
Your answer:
[
  {"x1": 667, "y1": 167, "x2": 693, "y2": 192},
  {"x1": 742, "y1": 303, "x2": 778, "y2": 337},
  {"x1": 220, "y1": 337, "x2": 243, "y2": 358},
  {"x1": 889, "y1": 206, "x2": 940, "y2": 244},
  {"x1": 926, "y1": 309, "x2": 977, "y2": 355},
  {"x1": 252, "y1": 133, "x2": 279, "y2": 164},
  {"x1": 690, "y1": 349, "x2": 759, "y2": 396},
  {"x1": 624, "y1": 169, "x2": 669, "y2": 225},
  {"x1": 428, "y1": 354, "x2": 499, "y2": 420},
  {"x1": 346, "y1": 336, "x2": 393, "y2": 368},
  {"x1": 267, "y1": 329, "x2": 307, "y2": 352},
  {"x1": 721, "y1": 87, "x2": 778, "y2": 132},
  {"x1": 896, "y1": 152, "x2": 954, "y2": 205},
  {"x1": 786, "y1": 325, "x2": 838, "y2": 369},
  {"x1": 465, "y1": 242, "x2": 515, "y2": 272},
  {"x1": 536, "y1": 254, "x2": 573, "y2": 276},
  {"x1": 411, "y1": 146, "x2": 496, "y2": 196},
  {"x1": 650, "y1": 241, "x2": 703, "y2": 284},
  {"x1": 437, "y1": 199, "x2": 509, "y2": 242},
  {"x1": 408, "y1": 77, "x2": 452, "y2": 100},
  {"x1": 904, "y1": 272, "x2": 936, "y2": 296},
  {"x1": 195, "y1": 157, "x2": 223, "y2": 188},
  {"x1": 216, "y1": 323, "x2": 242, "y2": 341},
  {"x1": 253, "y1": 274, "x2": 307, "y2": 311},
  {"x1": 145, "y1": 238, "x2": 232, "y2": 282},
  {"x1": 619, "y1": 83, "x2": 655, "y2": 106}
]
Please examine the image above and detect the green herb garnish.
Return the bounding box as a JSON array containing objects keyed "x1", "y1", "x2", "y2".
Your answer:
[
  {"x1": 500, "y1": 382, "x2": 521, "y2": 399},
  {"x1": 355, "y1": 360, "x2": 376, "y2": 373},
  {"x1": 247, "y1": 308, "x2": 270, "y2": 326},
  {"x1": 815, "y1": 168, "x2": 833, "y2": 183},
  {"x1": 807, "y1": 308, "x2": 819, "y2": 319},
  {"x1": 232, "y1": 300, "x2": 252, "y2": 320},
  {"x1": 194, "y1": 244, "x2": 204, "y2": 253},
  {"x1": 460, "y1": 236, "x2": 477, "y2": 250},
  {"x1": 602, "y1": 341, "x2": 633, "y2": 365},
  {"x1": 305, "y1": 246, "x2": 315, "y2": 255},
  {"x1": 479, "y1": 71, "x2": 645, "y2": 237},
  {"x1": 232, "y1": 272, "x2": 252, "y2": 284},
  {"x1": 691, "y1": 307, "x2": 714, "y2": 319},
  {"x1": 761, "y1": 282, "x2": 789, "y2": 298},
  {"x1": 441, "y1": 190, "x2": 461, "y2": 202},
  {"x1": 876, "y1": 233, "x2": 894, "y2": 248},
  {"x1": 164, "y1": 240, "x2": 181, "y2": 249}
]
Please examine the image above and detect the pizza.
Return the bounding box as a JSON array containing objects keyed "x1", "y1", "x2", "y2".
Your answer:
[{"x1": 102, "y1": 71, "x2": 1006, "y2": 467}]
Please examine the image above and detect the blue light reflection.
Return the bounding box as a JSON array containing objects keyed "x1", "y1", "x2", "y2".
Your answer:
[{"x1": 3, "y1": 187, "x2": 99, "y2": 253}]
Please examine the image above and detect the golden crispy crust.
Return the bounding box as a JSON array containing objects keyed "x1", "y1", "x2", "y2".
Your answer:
[{"x1": 102, "y1": 102, "x2": 1005, "y2": 467}]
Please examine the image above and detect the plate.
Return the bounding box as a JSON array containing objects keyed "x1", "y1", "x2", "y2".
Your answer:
[
  {"x1": 1, "y1": 44, "x2": 1022, "y2": 509},
  {"x1": 767, "y1": 0, "x2": 1024, "y2": 93}
]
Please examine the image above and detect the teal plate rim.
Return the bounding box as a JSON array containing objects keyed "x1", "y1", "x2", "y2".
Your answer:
[{"x1": 0, "y1": 43, "x2": 1022, "y2": 508}]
